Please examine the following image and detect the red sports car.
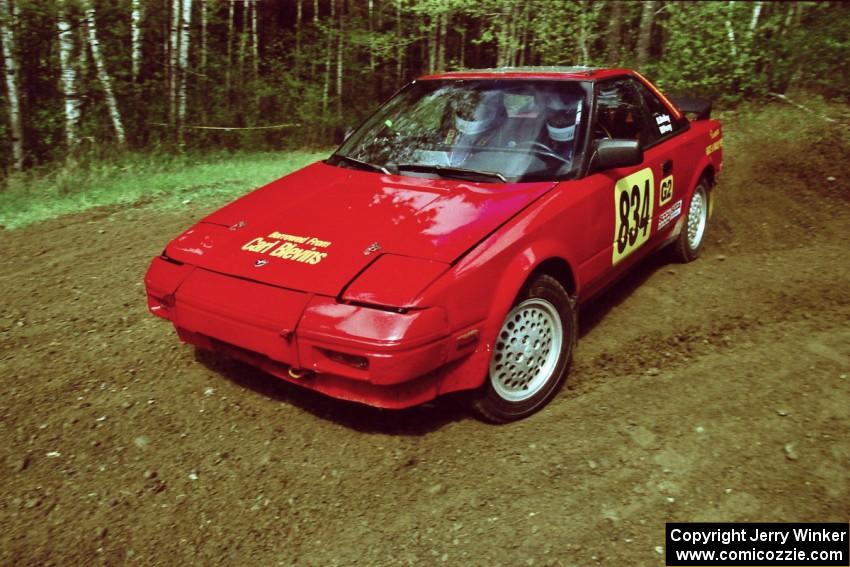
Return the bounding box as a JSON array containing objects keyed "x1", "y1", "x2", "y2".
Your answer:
[{"x1": 145, "y1": 67, "x2": 722, "y2": 422}]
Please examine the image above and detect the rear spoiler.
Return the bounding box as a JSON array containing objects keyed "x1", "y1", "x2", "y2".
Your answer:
[{"x1": 670, "y1": 97, "x2": 712, "y2": 120}]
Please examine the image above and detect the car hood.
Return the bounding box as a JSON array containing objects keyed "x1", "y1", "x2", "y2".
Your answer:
[{"x1": 164, "y1": 161, "x2": 555, "y2": 297}]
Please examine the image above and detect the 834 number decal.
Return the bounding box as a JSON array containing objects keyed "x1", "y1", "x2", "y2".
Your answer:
[{"x1": 613, "y1": 168, "x2": 654, "y2": 265}]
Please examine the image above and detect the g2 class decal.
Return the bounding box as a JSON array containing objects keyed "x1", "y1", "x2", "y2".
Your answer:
[
  {"x1": 242, "y1": 231, "x2": 332, "y2": 265},
  {"x1": 659, "y1": 174, "x2": 674, "y2": 206},
  {"x1": 613, "y1": 167, "x2": 654, "y2": 265}
]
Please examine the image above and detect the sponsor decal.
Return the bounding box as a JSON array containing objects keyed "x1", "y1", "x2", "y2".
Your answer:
[
  {"x1": 612, "y1": 167, "x2": 654, "y2": 265},
  {"x1": 705, "y1": 138, "x2": 723, "y2": 155},
  {"x1": 710, "y1": 128, "x2": 721, "y2": 139},
  {"x1": 658, "y1": 199, "x2": 683, "y2": 231},
  {"x1": 656, "y1": 113, "x2": 673, "y2": 134},
  {"x1": 241, "y1": 231, "x2": 331, "y2": 265},
  {"x1": 659, "y1": 174, "x2": 674, "y2": 206}
]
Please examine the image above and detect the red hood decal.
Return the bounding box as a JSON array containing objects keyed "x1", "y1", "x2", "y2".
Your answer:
[{"x1": 165, "y1": 162, "x2": 555, "y2": 296}]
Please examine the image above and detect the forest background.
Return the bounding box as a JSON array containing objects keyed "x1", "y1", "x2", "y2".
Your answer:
[
  {"x1": 0, "y1": 0, "x2": 850, "y2": 229},
  {"x1": 0, "y1": 0, "x2": 847, "y2": 202}
]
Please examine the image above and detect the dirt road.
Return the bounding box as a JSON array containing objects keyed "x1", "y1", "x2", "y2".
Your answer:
[{"x1": 1, "y1": 119, "x2": 848, "y2": 566}]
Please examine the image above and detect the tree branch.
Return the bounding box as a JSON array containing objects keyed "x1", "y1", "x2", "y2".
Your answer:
[{"x1": 767, "y1": 93, "x2": 837, "y2": 123}]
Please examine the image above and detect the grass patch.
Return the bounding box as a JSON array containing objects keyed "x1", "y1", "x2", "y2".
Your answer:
[{"x1": 0, "y1": 150, "x2": 329, "y2": 229}]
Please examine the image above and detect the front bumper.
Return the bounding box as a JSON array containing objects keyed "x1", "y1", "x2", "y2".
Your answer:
[{"x1": 145, "y1": 257, "x2": 477, "y2": 408}]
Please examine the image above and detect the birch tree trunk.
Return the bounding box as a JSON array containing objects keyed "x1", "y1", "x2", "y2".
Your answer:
[
  {"x1": 783, "y1": 2, "x2": 794, "y2": 31},
  {"x1": 251, "y1": 0, "x2": 258, "y2": 78},
  {"x1": 58, "y1": 0, "x2": 81, "y2": 150},
  {"x1": 77, "y1": 15, "x2": 88, "y2": 85},
  {"x1": 495, "y1": 19, "x2": 504, "y2": 68},
  {"x1": 367, "y1": 0, "x2": 374, "y2": 72},
  {"x1": 0, "y1": 0, "x2": 23, "y2": 170},
  {"x1": 322, "y1": 0, "x2": 334, "y2": 113},
  {"x1": 787, "y1": 2, "x2": 804, "y2": 91},
  {"x1": 606, "y1": 0, "x2": 622, "y2": 64},
  {"x1": 336, "y1": 0, "x2": 344, "y2": 116},
  {"x1": 200, "y1": 0, "x2": 207, "y2": 74},
  {"x1": 749, "y1": 1, "x2": 763, "y2": 32},
  {"x1": 578, "y1": 0, "x2": 589, "y2": 66},
  {"x1": 507, "y1": 6, "x2": 517, "y2": 67},
  {"x1": 434, "y1": 13, "x2": 442, "y2": 72},
  {"x1": 169, "y1": 0, "x2": 180, "y2": 122},
  {"x1": 725, "y1": 1, "x2": 738, "y2": 57},
  {"x1": 427, "y1": 14, "x2": 435, "y2": 72},
  {"x1": 238, "y1": 0, "x2": 248, "y2": 81},
  {"x1": 636, "y1": 0, "x2": 655, "y2": 68},
  {"x1": 438, "y1": 10, "x2": 447, "y2": 73},
  {"x1": 84, "y1": 0, "x2": 126, "y2": 145},
  {"x1": 310, "y1": 0, "x2": 318, "y2": 78},
  {"x1": 225, "y1": 0, "x2": 234, "y2": 92},
  {"x1": 131, "y1": 0, "x2": 142, "y2": 82},
  {"x1": 459, "y1": 25, "x2": 465, "y2": 70},
  {"x1": 744, "y1": 0, "x2": 764, "y2": 81},
  {"x1": 295, "y1": 0, "x2": 302, "y2": 68},
  {"x1": 395, "y1": 0, "x2": 404, "y2": 84},
  {"x1": 518, "y1": 5, "x2": 530, "y2": 67},
  {"x1": 177, "y1": 0, "x2": 192, "y2": 143}
]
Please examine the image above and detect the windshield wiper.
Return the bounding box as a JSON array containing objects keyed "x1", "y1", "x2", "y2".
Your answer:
[
  {"x1": 394, "y1": 163, "x2": 507, "y2": 183},
  {"x1": 333, "y1": 154, "x2": 390, "y2": 174}
]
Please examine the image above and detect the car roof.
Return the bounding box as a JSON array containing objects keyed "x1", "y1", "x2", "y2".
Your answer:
[{"x1": 418, "y1": 66, "x2": 635, "y2": 82}]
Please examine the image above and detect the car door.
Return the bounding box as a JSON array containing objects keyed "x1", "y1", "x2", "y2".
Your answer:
[
  {"x1": 630, "y1": 77, "x2": 693, "y2": 246},
  {"x1": 575, "y1": 77, "x2": 670, "y2": 299}
]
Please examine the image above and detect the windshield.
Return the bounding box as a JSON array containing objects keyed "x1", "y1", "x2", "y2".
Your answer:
[{"x1": 331, "y1": 79, "x2": 590, "y2": 183}]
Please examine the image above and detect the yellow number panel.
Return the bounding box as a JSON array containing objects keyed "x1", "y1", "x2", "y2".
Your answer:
[{"x1": 613, "y1": 167, "x2": 655, "y2": 265}]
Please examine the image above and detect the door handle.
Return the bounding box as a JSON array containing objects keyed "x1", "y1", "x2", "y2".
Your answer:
[{"x1": 662, "y1": 159, "x2": 673, "y2": 176}]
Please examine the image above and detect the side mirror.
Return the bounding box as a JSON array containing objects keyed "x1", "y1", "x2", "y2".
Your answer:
[
  {"x1": 594, "y1": 139, "x2": 643, "y2": 170},
  {"x1": 334, "y1": 126, "x2": 355, "y2": 145}
]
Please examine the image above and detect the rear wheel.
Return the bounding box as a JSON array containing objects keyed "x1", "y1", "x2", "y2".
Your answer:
[
  {"x1": 471, "y1": 274, "x2": 576, "y2": 423},
  {"x1": 671, "y1": 179, "x2": 710, "y2": 262}
]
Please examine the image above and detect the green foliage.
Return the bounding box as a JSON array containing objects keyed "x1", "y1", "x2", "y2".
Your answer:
[
  {"x1": 651, "y1": 2, "x2": 739, "y2": 100},
  {"x1": 653, "y1": 1, "x2": 850, "y2": 101},
  {"x1": 782, "y1": 2, "x2": 850, "y2": 98},
  {"x1": 0, "y1": 0, "x2": 847, "y2": 176}
]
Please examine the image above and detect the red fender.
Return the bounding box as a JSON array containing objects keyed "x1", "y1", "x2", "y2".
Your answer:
[{"x1": 436, "y1": 239, "x2": 577, "y2": 395}]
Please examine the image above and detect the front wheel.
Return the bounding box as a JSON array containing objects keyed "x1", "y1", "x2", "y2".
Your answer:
[
  {"x1": 671, "y1": 180, "x2": 710, "y2": 262},
  {"x1": 471, "y1": 274, "x2": 576, "y2": 423}
]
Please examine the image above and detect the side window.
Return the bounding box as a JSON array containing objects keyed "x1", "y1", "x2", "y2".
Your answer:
[
  {"x1": 594, "y1": 80, "x2": 655, "y2": 144},
  {"x1": 633, "y1": 80, "x2": 687, "y2": 143}
]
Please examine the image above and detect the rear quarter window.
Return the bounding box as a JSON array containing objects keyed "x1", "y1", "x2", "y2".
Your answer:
[{"x1": 633, "y1": 80, "x2": 688, "y2": 143}]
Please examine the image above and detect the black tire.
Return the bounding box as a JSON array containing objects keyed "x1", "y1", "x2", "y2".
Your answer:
[
  {"x1": 671, "y1": 179, "x2": 710, "y2": 263},
  {"x1": 471, "y1": 274, "x2": 577, "y2": 423}
]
